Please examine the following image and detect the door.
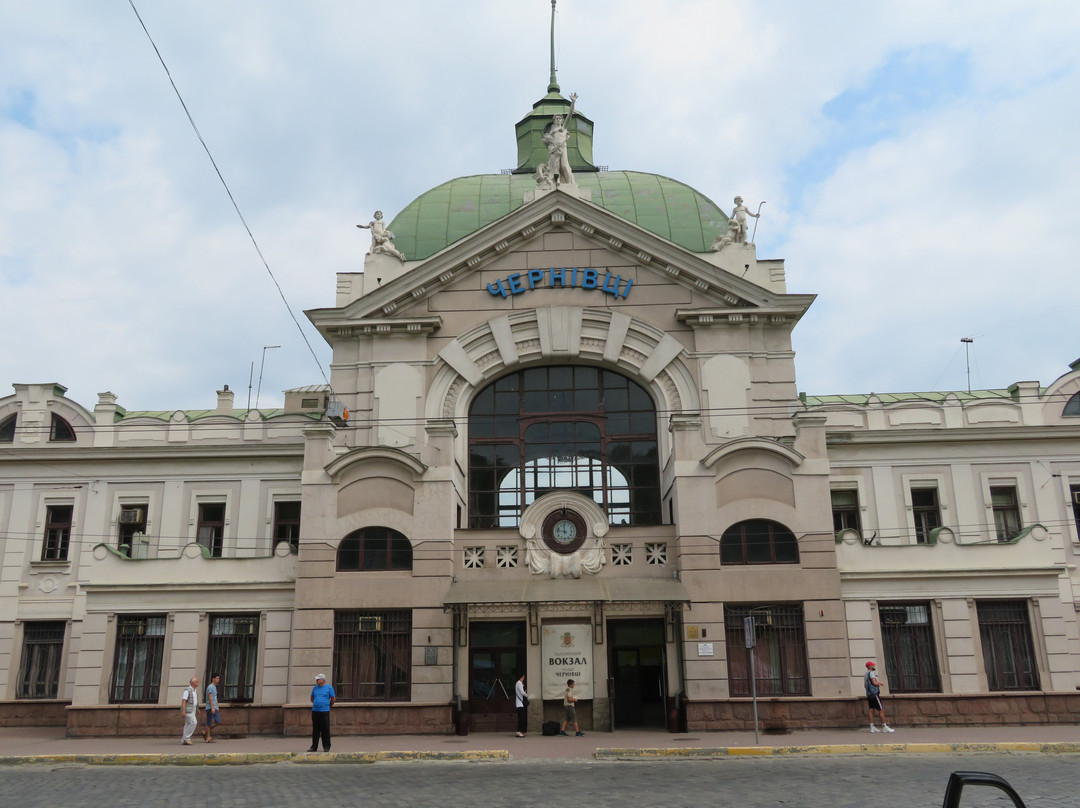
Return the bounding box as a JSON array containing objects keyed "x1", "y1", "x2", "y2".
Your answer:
[
  {"x1": 468, "y1": 621, "x2": 526, "y2": 732},
  {"x1": 608, "y1": 618, "x2": 667, "y2": 729}
]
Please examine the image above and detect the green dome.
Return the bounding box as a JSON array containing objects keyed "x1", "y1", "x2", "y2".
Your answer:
[{"x1": 389, "y1": 171, "x2": 729, "y2": 261}]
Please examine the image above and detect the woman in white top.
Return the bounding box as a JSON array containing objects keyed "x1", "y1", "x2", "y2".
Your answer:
[{"x1": 514, "y1": 673, "x2": 531, "y2": 737}]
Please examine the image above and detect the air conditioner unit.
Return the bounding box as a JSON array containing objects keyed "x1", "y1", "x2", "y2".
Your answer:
[
  {"x1": 119, "y1": 507, "x2": 145, "y2": 524},
  {"x1": 358, "y1": 616, "x2": 382, "y2": 632},
  {"x1": 130, "y1": 532, "x2": 149, "y2": 559}
]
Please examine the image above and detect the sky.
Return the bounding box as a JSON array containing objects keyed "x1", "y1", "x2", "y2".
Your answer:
[{"x1": 1, "y1": 0, "x2": 1078, "y2": 411}]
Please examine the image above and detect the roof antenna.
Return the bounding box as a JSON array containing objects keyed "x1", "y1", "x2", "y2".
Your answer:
[
  {"x1": 548, "y1": 0, "x2": 559, "y2": 93},
  {"x1": 961, "y1": 337, "x2": 973, "y2": 393}
]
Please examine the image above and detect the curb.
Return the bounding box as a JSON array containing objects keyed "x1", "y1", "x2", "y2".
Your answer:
[
  {"x1": 594, "y1": 742, "x2": 1080, "y2": 759},
  {"x1": 0, "y1": 749, "x2": 510, "y2": 767}
]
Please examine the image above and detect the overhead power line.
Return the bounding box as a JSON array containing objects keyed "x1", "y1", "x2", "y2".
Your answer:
[{"x1": 126, "y1": 0, "x2": 330, "y2": 390}]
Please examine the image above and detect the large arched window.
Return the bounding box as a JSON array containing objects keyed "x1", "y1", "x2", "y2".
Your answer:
[
  {"x1": 337, "y1": 527, "x2": 412, "y2": 571},
  {"x1": 721, "y1": 519, "x2": 799, "y2": 565},
  {"x1": 468, "y1": 365, "x2": 661, "y2": 528}
]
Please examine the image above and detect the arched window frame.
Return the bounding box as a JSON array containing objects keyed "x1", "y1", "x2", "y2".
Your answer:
[
  {"x1": 720, "y1": 519, "x2": 799, "y2": 565},
  {"x1": 49, "y1": 413, "x2": 76, "y2": 442},
  {"x1": 337, "y1": 527, "x2": 413, "y2": 572},
  {"x1": 1063, "y1": 391, "x2": 1080, "y2": 417},
  {"x1": 0, "y1": 413, "x2": 15, "y2": 442},
  {"x1": 467, "y1": 365, "x2": 662, "y2": 529}
]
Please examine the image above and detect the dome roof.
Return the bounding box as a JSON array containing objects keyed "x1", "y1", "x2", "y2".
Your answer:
[{"x1": 388, "y1": 171, "x2": 729, "y2": 261}]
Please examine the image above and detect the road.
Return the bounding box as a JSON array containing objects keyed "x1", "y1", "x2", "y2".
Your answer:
[{"x1": 0, "y1": 754, "x2": 1074, "y2": 807}]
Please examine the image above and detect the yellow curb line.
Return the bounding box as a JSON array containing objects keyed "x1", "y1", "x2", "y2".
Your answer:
[
  {"x1": 594, "y1": 742, "x2": 1080, "y2": 759},
  {"x1": 0, "y1": 749, "x2": 511, "y2": 766}
]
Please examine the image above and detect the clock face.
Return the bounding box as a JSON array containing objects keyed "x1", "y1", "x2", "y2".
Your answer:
[
  {"x1": 542, "y1": 509, "x2": 587, "y2": 554},
  {"x1": 552, "y1": 519, "x2": 578, "y2": 543}
]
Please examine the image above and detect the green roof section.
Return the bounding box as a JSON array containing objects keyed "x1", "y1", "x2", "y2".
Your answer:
[
  {"x1": 117, "y1": 409, "x2": 322, "y2": 423},
  {"x1": 389, "y1": 171, "x2": 729, "y2": 261},
  {"x1": 800, "y1": 389, "x2": 1042, "y2": 407}
]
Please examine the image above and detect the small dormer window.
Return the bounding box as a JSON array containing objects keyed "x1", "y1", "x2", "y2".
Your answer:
[
  {"x1": 0, "y1": 414, "x2": 15, "y2": 442},
  {"x1": 1064, "y1": 391, "x2": 1080, "y2": 417},
  {"x1": 49, "y1": 414, "x2": 76, "y2": 442}
]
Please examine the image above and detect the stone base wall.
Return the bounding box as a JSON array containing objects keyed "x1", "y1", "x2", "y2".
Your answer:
[
  {"x1": 65, "y1": 705, "x2": 284, "y2": 738},
  {"x1": 282, "y1": 704, "x2": 454, "y2": 736},
  {"x1": 686, "y1": 693, "x2": 1080, "y2": 732},
  {"x1": 0, "y1": 700, "x2": 69, "y2": 727}
]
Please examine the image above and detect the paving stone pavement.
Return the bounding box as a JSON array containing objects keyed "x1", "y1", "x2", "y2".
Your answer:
[{"x1": 0, "y1": 753, "x2": 1077, "y2": 808}]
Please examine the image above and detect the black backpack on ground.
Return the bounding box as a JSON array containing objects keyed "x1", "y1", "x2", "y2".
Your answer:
[{"x1": 541, "y1": 720, "x2": 560, "y2": 736}]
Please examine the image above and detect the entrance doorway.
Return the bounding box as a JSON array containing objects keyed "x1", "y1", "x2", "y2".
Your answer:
[
  {"x1": 468, "y1": 621, "x2": 525, "y2": 733},
  {"x1": 608, "y1": 618, "x2": 666, "y2": 729}
]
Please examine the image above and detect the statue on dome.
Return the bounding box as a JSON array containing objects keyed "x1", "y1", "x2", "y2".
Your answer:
[
  {"x1": 730, "y1": 196, "x2": 764, "y2": 244},
  {"x1": 543, "y1": 92, "x2": 578, "y2": 186},
  {"x1": 356, "y1": 210, "x2": 406, "y2": 262},
  {"x1": 710, "y1": 217, "x2": 740, "y2": 251}
]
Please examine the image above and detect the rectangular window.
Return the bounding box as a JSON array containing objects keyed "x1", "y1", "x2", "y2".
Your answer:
[
  {"x1": 977, "y1": 601, "x2": 1040, "y2": 691},
  {"x1": 41, "y1": 504, "x2": 73, "y2": 561},
  {"x1": 333, "y1": 610, "x2": 411, "y2": 701},
  {"x1": 831, "y1": 489, "x2": 861, "y2": 534},
  {"x1": 17, "y1": 621, "x2": 66, "y2": 699},
  {"x1": 911, "y1": 487, "x2": 941, "y2": 544},
  {"x1": 197, "y1": 502, "x2": 225, "y2": 557},
  {"x1": 111, "y1": 615, "x2": 167, "y2": 703},
  {"x1": 272, "y1": 501, "x2": 301, "y2": 552},
  {"x1": 990, "y1": 486, "x2": 1022, "y2": 541},
  {"x1": 207, "y1": 614, "x2": 260, "y2": 703},
  {"x1": 878, "y1": 603, "x2": 941, "y2": 693},
  {"x1": 117, "y1": 505, "x2": 147, "y2": 557},
  {"x1": 724, "y1": 604, "x2": 809, "y2": 696}
]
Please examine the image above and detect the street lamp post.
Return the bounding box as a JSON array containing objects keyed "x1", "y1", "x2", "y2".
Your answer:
[{"x1": 254, "y1": 345, "x2": 281, "y2": 410}]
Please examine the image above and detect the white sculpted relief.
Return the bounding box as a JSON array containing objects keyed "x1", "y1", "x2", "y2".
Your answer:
[
  {"x1": 542, "y1": 93, "x2": 578, "y2": 187},
  {"x1": 712, "y1": 196, "x2": 765, "y2": 251},
  {"x1": 356, "y1": 210, "x2": 406, "y2": 262},
  {"x1": 519, "y1": 492, "x2": 608, "y2": 579}
]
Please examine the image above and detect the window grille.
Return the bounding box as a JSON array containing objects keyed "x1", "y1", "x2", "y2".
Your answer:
[
  {"x1": 206, "y1": 614, "x2": 259, "y2": 702},
  {"x1": 17, "y1": 621, "x2": 65, "y2": 699},
  {"x1": 333, "y1": 610, "x2": 411, "y2": 701},
  {"x1": 111, "y1": 615, "x2": 166, "y2": 703},
  {"x1": 977, "y1": 601, "x2": 1040, "y2": 691},
  {"x1": 724, "y1": 604, "x2": 809, "y2": 696},
  {"x1": 879, "y1": 603, "x2": 941, "y2": 692},
  {"x1": 496, "y1": 545, "x2": 518, "y2": 568},
  {"x1": 463, "y1": 547, "x2": 485, "y2": 569},
  {"x1": 611, "y1": 544, "x2": 632, "y2": 566}
]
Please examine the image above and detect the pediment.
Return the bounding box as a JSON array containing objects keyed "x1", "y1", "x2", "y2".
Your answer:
[{"x1": 307, "y1": 189, "x2": 814, "y2": 337}]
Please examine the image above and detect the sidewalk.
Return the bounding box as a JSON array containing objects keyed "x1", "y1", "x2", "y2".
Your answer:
[{"x1": 1, "y1": 724, "x2": 1078, "y2": 765}]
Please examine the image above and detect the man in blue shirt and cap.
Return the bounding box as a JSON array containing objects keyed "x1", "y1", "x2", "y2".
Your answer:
[{"x1": 308, "y1": 673, "x2": 336, "y2": 752}]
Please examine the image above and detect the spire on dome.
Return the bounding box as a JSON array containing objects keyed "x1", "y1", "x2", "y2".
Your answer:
[{"x1": 512, "y1": 0, "x2": 597, "y2": 174}]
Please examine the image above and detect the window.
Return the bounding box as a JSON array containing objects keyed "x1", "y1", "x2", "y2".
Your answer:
[
  {"x1": 17, "y1": 621, "x2": 65, "y2": 699},
  {"x1": 990, "y1": 486, "x2": 1022, "y2": 540},
  {"x1": 41, "y1": 504, "x2": 73, "y2": 561},
  {"x1": 206, "y1": 614, "x2": 259, "y2": 703},
  {"x1": 1071, "y1": 485, "x2": 1080, "y2": 538},
  {"x1": 720, "y1": 520, "x2": 799, "y2": 565},
  {"x1": 197, "y1": 502, "x2": 225, "y2": 557},
  {"x1": 333, "y1": 610, "x2": 411, "y2": 701},
  {"x1": 724, "y1": 604, "x2": 809, "y2": 696},
  {"x1": 49, "y1": 413, "x2": 76, "y2": 442},
  {"x1": 468, "y1": 366, "x2": 661, "y2": 528},
  {"x1": 878, "y1": 603, "x2": 940, "y2": 693},
  {"x1": 611, "y1": 544, "x2": 632, "y2": 566},
  {"x1": 337, "y1": 527, "x2": 412, "y2": 571},
  {"x1": 911, "y1": 487, "x2": 941, "y2": 544},
  {"x1": 831, "y1": 489, "x2": 861, "y2": 533},
  {"x1": 111, "y1": 615, "x2": 166, "y2": 703},
  {"x1": 1064, "y1": 391, "x2": 1080, "y2": 416},
  {"x1": 117, "y1": 505, "x2": 147, "y2": 557},
  {"x1": 272, "y1": 501, "x2": 301, "y2": 551},
  {"x1": 0, "y1": 413, "x2": 15, "y2": 442},
  {"x1": 977, "y1": 601, "x2": 1040, "y2": 691}
]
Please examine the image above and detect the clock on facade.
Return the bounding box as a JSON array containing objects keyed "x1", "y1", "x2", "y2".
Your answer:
[{"x1": 541, "y1": 509, "x2": 587, "y2": 554}]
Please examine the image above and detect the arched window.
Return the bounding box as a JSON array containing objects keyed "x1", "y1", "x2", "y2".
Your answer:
[
  {"x1": 49, "y1": 413, "x2": 76, "y2": 442},
  {"x1": 1064, "y1": 391, "x2": 1080, "y2": 417},
  {"x1": 0, "y1": 414, "x2": 14, "y2": 442},
  {"x1": 337, "y1": 527, "x2": 412, "y2": 571},
  {"x1": 721, "y1": 519, "x2": 799, "y2": 565},
  {"x1": 468, "y1": 365, "x2": 661, "y2": 528}
]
